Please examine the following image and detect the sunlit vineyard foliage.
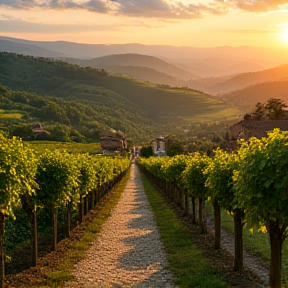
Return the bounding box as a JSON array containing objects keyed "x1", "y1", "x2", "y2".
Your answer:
[
  {"x1": 0, "y1": 132, "x2": 130, "y2": 286},
  {"x1": 139, "y1": 128, "x2": 288, "y2": 288},
  {"x1": 27, "y1": 141, "x2": 101, "y2": 154}
]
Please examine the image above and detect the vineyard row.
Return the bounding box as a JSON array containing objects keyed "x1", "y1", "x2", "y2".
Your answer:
[
  {"x1": 139, "y1": 128, "x2": 288, "y2": 288},
  {"x1": 0, "y1": 132, "x2": 131, "y2": 286}
]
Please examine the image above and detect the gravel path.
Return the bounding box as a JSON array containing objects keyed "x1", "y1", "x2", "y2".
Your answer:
[{"x1": 65, "y1": 163, "x2": 174, "y2": 288}]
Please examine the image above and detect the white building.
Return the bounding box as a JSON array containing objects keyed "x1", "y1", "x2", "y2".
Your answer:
[{"x1": 151, "y1": 136, "x2": 166, "y2": 156}]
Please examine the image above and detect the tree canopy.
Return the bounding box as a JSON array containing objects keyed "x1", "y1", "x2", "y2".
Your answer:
[{"x1": 245, "y1": 98, "x2": 288, "y2": 121}]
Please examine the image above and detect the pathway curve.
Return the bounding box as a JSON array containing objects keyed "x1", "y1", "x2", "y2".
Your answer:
[{"x1": 65, "y1": 162, "x2": 174, "y2": 288}]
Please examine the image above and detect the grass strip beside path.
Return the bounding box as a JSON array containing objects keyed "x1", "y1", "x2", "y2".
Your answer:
[{"x1": 140, "y1": 173, "x2": 227, "y2": 288}]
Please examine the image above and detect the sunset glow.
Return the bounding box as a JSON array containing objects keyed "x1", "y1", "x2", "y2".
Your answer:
[
  {"x1": 282, "y1": 28, "x2": 288, "y2": 43},
  {"x1": 0, "y1": 0, "x2": 288, "y2": 50}
]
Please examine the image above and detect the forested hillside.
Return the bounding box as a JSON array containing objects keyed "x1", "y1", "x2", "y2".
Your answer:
[
  {"x1": 0, "y1": 85, "x2": 157, "y2": 142},
  {"x1": 0, "y1": 53, "x2": 161, "y2": 141},
  {"x1": 0, "y1": 52, "x2": 240, "y2": 142}
]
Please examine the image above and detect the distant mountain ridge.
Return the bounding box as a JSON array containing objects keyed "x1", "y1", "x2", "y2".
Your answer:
[
  {"x1": 0, "y1": 39, "x2": 66, "y2": 58},
  {"x1": 78, "y1": 53, "x2": 196, "y2": 80},
  {"x1": 221, "y1": 80, "x2": 288, "y2": 112},
  {"x1": 1, "y1": 36, "x2": 288, "y2": 111},
  {"x1": 171, "y1": 57, "x2": 267, "y2": 78},
  {"x1": 1, "y1": 36, "x2": 287, "y2": 78},
  {"x1": 100, "y1": 66, "x2": 184, "y2": 87},
  {"x1": 186, "y1": 64, "x2": 288, "y2": 95}
]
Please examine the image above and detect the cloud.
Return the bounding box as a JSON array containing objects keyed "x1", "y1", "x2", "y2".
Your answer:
[
  {"x1": 0, "y1": 0, "x2": 112, "y2": 11},
  {"x1": 0, "y1": 0, "x2": 287, "y2": 18},
  {"x1": 0, "y1": 18, "x2": 118, "y2": 33},
  {"x1": 213, "y1": 0, "x2": 288, "y2": 13},
  {"x1": 222, "y1": 28, "x2": 275, "y2": 34},
  {"x1": 115, "y1": 0, "x2": 227, "y2": 19},
  {"x1": 83, "y1": 0, "x2": 110, "y2": 12},
  {"x1": 0, "y1": 0, "x2": 226, "y2": 18},
  {"x1": 0, "y1": 0, "x2": 36, "y2": 8}
]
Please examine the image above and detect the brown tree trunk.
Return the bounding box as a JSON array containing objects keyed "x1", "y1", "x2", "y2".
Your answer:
[
  {"x1": 22, "y1": 202, "x2": 38, "y2": 267},
  {"x1": 102, "y1": 185, "x2": 105, "y2": 198},
  {"x1": 95, "y1": 189, "x2": 99, "y2": 204},
  {"x1": 52, "y1": 205, "x2": 57, "y2": 252},
  {"x1": 78, "y1": 199, "x2": 82, "y2": 224},
  {"x1": 191, "y1": 196, "x2": 196, "y2": 224},
  {"x1": 268, "y1": 222, "x2": 285, "y2": 288},
  {"x1": 175, "y1": 185, "x2": 178, "y2": 205},
  {"x1": 66, "y1": 203, "x2": 71, "y2": 238},
  {"x1": 184, "y1": 190, "x2": 189, "y2": 216},
  {"x1": 91, "y1": 191, "x2": 95, "y2": 208},
  {"x1": 31, "y1": 211, "x2": 38, "y2": 266},
  {"x1": 198, "y1": 197, "x2": 205, "y2": 234},
  {"x1": 165, "y1": 182, "x2": 168, "y2": 197},
  {"x1": 78, "y1": 196, "x2": 84, "y2": 224},
  {"x1": 174, "y1": 185, "x2": 177, "y2": 204},
  {"x1": 89, "y1": 192, "x2": 93, "y2": 210},
  {"x1": 170, "y1": 183, "x2": 173, "y2": 201},
  {"x1": 85, "y1": 196, "x2": 89, "y2": 215},
  {"x1": 213, "y1": 200, "x2": 221, "y2": 250},
  {"x1": 233, "y1": 209, "x2": 244, "y2": 271},
  {"x1": 0, "y1": 213, "x2": 5, "y2": 288},
  {"x1": 179, "y1": 188, "x2": 183, "y2": 209}
]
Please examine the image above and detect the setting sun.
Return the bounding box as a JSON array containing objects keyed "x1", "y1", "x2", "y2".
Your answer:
[{"x1": 281, "y1": 28, "x2": 288, "y2": 43}]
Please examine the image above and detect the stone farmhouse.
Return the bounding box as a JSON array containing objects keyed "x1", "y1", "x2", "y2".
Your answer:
[{"x1": 227, "y1": 120, "x2": 288, "y2": 150}]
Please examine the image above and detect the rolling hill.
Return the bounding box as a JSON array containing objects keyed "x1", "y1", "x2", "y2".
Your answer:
[
  {"x1": 77, "y1": 54, "x2": 196, "y2": 80},
  {"x1": 186, "y1": 64, "x2": 288, "y2": 95},
  {"x1": 1, "y1": 36, "x2": 288, "y2": 78},
  {"x1": 0, "y1": 52, "x2": 241, "y2": 141},
  {"x1": 172, "y1": 57, "x2": 267, "y2": 78},
  {"x1": 99, "y1": 66, "x2": 183, "y2": 87},
  {"x1": 0, "y1": 38, "x2": 67, "y2": 58},
  {"x1": 220, "y1": 80, "x2": 288, "y2": 112}
]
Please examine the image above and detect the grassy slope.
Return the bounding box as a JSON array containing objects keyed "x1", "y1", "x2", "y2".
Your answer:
[{"x1": 101, "y1": 75, "x2": 239, "y2": 122}]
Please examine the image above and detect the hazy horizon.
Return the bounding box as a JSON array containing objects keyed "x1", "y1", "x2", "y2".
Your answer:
[
  {"x1": 1, "y1": 0, "x2": 288, "y2": 49},
  {"x1": 1, "y1": 34, "x2": 287, "y2": 49}
]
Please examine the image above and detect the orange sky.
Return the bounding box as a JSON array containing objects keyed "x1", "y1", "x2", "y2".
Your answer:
[{"x1": 0, "y1": 0, "x2": 288, "y2": 48}]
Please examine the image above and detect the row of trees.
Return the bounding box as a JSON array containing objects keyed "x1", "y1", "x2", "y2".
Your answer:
[
  {"x1": 139, "y1": 128, "x2": 288, "y2": 288},
  {"x1": 0, "y1": 132, "x2": 130, "y2": 287}
]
